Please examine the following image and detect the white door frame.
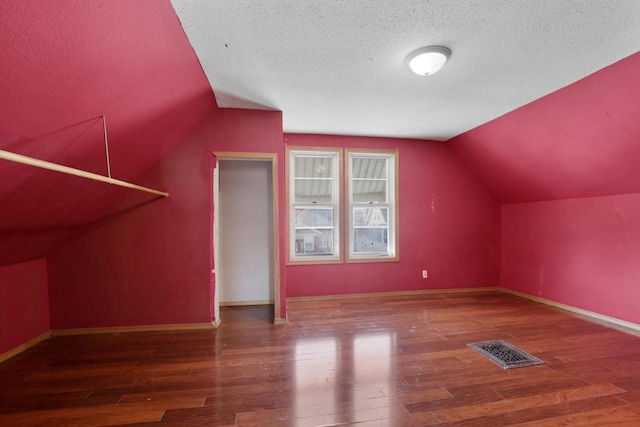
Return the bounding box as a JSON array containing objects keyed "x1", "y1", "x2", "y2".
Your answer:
[{"x1": 212, "y1": 152, "x2": 281, "y2": 325}]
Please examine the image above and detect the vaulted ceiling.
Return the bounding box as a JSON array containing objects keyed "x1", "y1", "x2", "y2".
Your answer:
[
  {"x1": 171, "y1": 0, "x2": 640, "y2": 141},
  {"x1": 170, "y1": 0, "x2": 640, "y2": 203},
  {"x1": 1, "y1": 1, "x2": 639, "y2": 267},
  {"x1": 449, "y1": 52, "x2": 640, "y2": 203}
]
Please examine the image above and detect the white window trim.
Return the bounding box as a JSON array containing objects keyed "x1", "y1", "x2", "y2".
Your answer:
[
  {"x1": 346, "y1": 149, "x2": 399, "y2": 262},
  {"x1": 287, "y1": 147, "x2": 342, "y2": 264}
]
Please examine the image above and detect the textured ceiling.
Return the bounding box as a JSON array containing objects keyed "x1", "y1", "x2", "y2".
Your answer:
[{"x1": 171, "y1": 0, "x2": 640, "y2": 141}]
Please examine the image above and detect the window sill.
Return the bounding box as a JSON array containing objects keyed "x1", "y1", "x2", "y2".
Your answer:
[
  {"x1": 287, "y1": 258, "x2": 344, "y2": 266},
  {"x1": 345, "y1": 255, "x2": 399, "y2": 264}
]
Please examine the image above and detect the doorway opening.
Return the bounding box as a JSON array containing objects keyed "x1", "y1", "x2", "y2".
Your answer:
[{"x1": 212, "y1": 152, "x2": 281, "y2": 325}]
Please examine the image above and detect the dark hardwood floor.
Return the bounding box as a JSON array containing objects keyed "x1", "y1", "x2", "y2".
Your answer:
[{"x1": 2, "y1": 291, "x2": 640, "y2": 425}]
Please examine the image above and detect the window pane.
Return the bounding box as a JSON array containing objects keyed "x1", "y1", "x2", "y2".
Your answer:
[
  {"x1": 294, "y1": 179, "x2": 333, "y2": 204},
  {"x1": 293, "y1": 155, "x2": 334, "y2": 204},
  {"x1": 295, "y1": 208, "x2": 334, "y2": 227},
  {"x1": 353, "y1": 207, "x2": 388, "y2": 227},
  {"x1": 352, "y1": 157, "x2": 386, "y2": 179},
  {"x1": 295, "y1": 156, "x2": 333, "y2": 178},
  {"x1": 294, "y1": 229, "x2": 335, "y2": 255},
  {"x1": 353, "y1": 208, "x2": 389, "y2": 254},
  {"x1": 353, "y1": 228, "x2": 389, "y2": 253},
  {"x1": 352, "y1": 179, "x2": 386, "y2": 203},
  {"x1": 295, "y1": 208, "x2": 334, "y2": 255}
]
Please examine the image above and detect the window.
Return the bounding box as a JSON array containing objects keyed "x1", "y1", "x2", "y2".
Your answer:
[
  {"x1": 346, "y1": 150, "x2": 398, "y2": 262},
  {"x1": 287, "y1": 147, "x2": 398, "y2": 264},
  {"x1": 287, "y1": 148, "x2": 341, "y2": 263}
]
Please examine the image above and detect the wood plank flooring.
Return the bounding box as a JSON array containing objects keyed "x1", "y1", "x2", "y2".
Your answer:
[{"x1": 2, "y1": 291, "x2": 640, "y2": 425}]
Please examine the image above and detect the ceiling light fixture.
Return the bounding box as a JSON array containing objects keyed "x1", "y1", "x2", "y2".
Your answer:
[{"x1": 406, "y1": 46, "x2": 451, "y2": 76}]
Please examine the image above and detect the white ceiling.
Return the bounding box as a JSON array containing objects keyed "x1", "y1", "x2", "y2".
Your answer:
[{"x1": 171, "y1": 0, "x2": 640, "y2": 141}]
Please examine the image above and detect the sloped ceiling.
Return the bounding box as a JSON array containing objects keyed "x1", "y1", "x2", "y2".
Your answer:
[
  {"x1": 0, "y1": 1, "x2": 216, "y2": 266},
  {"x1": 171, "y1": 0, "x2": 640, "y2": 141},
  {"x1": 172, "y1": 0, "x2": 640, "y2": 204},
  {"x1": 449, "y1": 52, "x2": 640, "y2": 203}
]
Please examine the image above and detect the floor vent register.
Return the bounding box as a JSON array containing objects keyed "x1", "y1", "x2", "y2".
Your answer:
[{"x1": 468, "y1": 340, "x2": 544, "y2": 370}]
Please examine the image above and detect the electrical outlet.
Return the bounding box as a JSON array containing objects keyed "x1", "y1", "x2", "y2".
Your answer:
[{"x1": 422, "y1": 270, "x2": 428, "y2": 279}]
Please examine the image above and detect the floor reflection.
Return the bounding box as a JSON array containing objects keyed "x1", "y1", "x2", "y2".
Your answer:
[
  {"x1": 294, "y1": 338, "x2": 338, "y2": 423},
  {"x1": 293, "y1": 332, "x2": 395, "y2": 425}
]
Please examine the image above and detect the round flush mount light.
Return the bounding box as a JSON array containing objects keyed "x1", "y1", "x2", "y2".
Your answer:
[{"x1": 406, "y1": 46, "x2": 451, "y2": 76}]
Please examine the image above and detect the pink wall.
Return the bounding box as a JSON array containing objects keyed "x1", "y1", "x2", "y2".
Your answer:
[
  {"x1": 47, "y1": 112, "x2": 497, "y2": 328},
  {"x1": 446, "y1": 52, "x2": 640, "y2": 326},
  {"x1": 47, "y1": 109, "x2": 285, "y2": 328},
  {"x1": 285, "y1": 134, "x2": 500, "y2": 297},
  {"x1": 501, "y1": 193, "x2": 640, "y2": 324},
  {"x1": 0, "y1": 0, "x2": 215, "y2": 267},
  {"x1": 448, "y1": 52, "x2": 640, "y2": 204},
  {"x1": 0, "y1": 259, "x2": 50, "y2": 354}
]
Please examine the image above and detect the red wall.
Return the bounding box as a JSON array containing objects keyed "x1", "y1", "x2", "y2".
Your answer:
[
  {"x1": 448, "y1": 52, "x2": 640, "y2": 204},
  {"x1": 0, "y1": 0, "x2": 216, "y2": 267},
  {"x1": 285, "y1": 134, "x2": 500, "y2": 297},
  {"x1": 47, "y1": 109, "x2": 285, "y2": 328},
  {"x1": 0, "y1": 259, "x2": 50, "y2": 354},
  {"x1": 501, "y1": 193, "x2": 640, "y2": 324},
  {"x1": 46, "y1": 112, "x2": 498, "y2": 328}
]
